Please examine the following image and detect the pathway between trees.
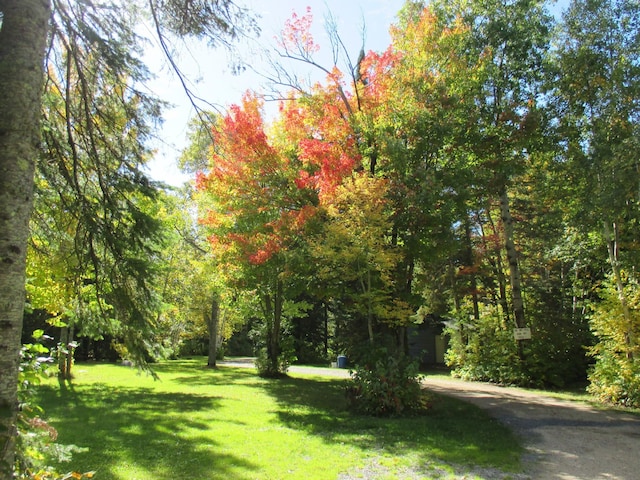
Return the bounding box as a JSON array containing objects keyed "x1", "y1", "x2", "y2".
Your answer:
[
  {"x1": 219, "y1": 360, "x2": 640, "y2": 479},
  {"x1": 422, "y1": 377, "x2": 640, "y2": 480}
]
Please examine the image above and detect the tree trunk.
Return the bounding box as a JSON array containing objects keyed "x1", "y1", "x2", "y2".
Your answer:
[
  {"x1": 207, "y1": 295, "x2": 220, "y2": 368},
  {"x1": 365, "y1": 267, "x2": 374, "y2": 345},
  {"x1": 449, "y1": 259, "x2": 461, "y2": 312},
  {"x1": 464, "y1": 217, "x2": 480, "y2": 321},
  {"x1": 603, "y1": 220, "x2": 635, "y2": 359},
  {"x1": 66, "y1": 324, "x2": 75, "y2": 378},
  {"x1": 484, "y1": 208, "x2": 511, "y2": 326},
  {"x1": 0, "y1": 1, "x2": 51, "y2": 475},
  {"x1": 499, "y1": 189, "x2": 526, "y2": 329},
  {"x1": 57, "y1": 322, "x2": 75, "y2": 380},
  {"x1": 264, "y1": 294, "x2": 275, "y2": 371},
  {"x1": 263, "y1": 279, "x2": 283, "y2": 375},
  {"x1": 396, "y1": 326, "x2": 406, "y2": 354},
  {"x1": 323, "y1": 302, "x2": 328, "y2": 357},
  {"x1": 58, "y1": 326, "x2": 69, "y2": 378},
  {"x1": 272, "y1": 279, "x2": 283, "y2": 371}
]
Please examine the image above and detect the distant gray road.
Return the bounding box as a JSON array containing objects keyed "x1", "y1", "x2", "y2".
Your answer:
[{"x1": 219, "y1": 360, "x2": 640, "y2": 479}]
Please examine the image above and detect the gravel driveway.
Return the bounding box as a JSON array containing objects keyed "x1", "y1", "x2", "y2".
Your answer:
[
  {"x1": 220, "y1": 360, "x2": 640, "y2": 479},
  {"x1": 423, "y1": 377, "x2": 640, "y2": 480}
]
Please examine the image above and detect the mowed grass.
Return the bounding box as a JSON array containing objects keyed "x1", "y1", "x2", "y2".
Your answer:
[{"x1": 36, "y1": 359, "x2": 523, "y2": 479}]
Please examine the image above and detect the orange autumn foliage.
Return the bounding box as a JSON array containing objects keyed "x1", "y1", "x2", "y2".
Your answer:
[{"x1": 197, "y1": 91, "x2": 356, "y2": 265}]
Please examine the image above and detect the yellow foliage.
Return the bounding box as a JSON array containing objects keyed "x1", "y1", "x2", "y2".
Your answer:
[
  {"x1": 588, "y1": 272, "x2": 640, "y2": 406},
  {"x1": 311, "y1": 173, "x2": 410, "y2": 328}
]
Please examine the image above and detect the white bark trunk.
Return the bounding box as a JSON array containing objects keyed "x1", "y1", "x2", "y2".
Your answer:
[
  {"x1": 0, "y1": 1, "x2": 50, "y2": 475},
  {"x1": 500, "y1": 189, "x2": 526, "y2": 329},
  {"x1": 603, "y1": 220, "x2": 635, "y2": 358}
]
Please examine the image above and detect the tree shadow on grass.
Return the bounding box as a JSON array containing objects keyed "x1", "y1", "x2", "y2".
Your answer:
[
  {"x1": 37, "y1": 382, "x2": 258, "y2": 480},
  {"x1": 39, "y1": 363, "x2": 521, "y2": 478},
  {"x1": 156, "y1": 360, "x2": 259, "y2": 387},
  {"x1": 259, "y1": 374, "x2": 523, "y2": 474}
]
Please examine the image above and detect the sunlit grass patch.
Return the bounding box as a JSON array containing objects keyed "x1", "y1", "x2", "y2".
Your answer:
[{"x1": 37, "y1": 359, "x2": 523, "y2": 479}]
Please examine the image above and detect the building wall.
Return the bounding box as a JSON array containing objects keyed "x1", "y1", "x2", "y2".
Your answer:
[{"x1": 408, "y1": 325, "x2": 449, "y2": 365}]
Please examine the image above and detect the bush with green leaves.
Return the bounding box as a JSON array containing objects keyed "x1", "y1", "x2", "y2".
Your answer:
[
  {"x1": 588, "y1": 274, "x2": 640, "y2": 407},
  {"x1": 254, "y1": 349, "x2": 287, "y2": 378},
  {"x1": 250, "y1": 316, "x2": 298, "y2": 378},
  {"x1": 445, "y1": 307, "x2": 529, "y2": 386},
  {"x1": 254, "y1": 333, "x2": 297, "y2": 378},
  {"x1": 16, "y1": 330, "x2": 94, "y2": 479},
  {"x1": 446, "y1": 289, "x2": 593, "y2": 388},
  {"x1": 346, "y1": 348, "x2": 425, "y2": 416}
]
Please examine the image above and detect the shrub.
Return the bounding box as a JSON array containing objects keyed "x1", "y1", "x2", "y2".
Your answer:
[
  {"x1": 588, "y1": 274, "x2": 640, "y2": 407},
  {"x1": 446, "y1": 295, "x2": 593, "y2": 389},
  {"x1": 254, "y1": 349, "x2": 287, "y2": 378},
  {"x1": 346, "y1": 348, "x2": 425, "y2": 416},
  {"x1": 445, "y1": 307, "x2": 528, "y2": 386},
  {"x1": 16, "y1": 330, "x2": 94, "y2": 479},
  {"x1": 254, "y1": 335, "x2": 297, "y2": 378}
]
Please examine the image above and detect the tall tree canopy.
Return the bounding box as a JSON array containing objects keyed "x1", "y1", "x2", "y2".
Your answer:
[
  {"x1": 0, "y1": 0, "x2": 255, "y2": 474},
  {"x1": 551, "y1": 0, "x2": 640, "y2": 404},
  {"x1": 32, "y1": 0, "x2": 165, "y2": 377},
  {"x1": 194, "y1": 0, "x2": 631, "y2": 394}
]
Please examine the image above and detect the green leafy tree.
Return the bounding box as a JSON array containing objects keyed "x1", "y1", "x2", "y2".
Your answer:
[
  {"x1": 197, "y1": 94, "x2": 318, "y2": 377},
  {"x1": 588, "y1": 274, "x2": 640, "y2": 406},
  {"x1": 30, "y1": 13, "x2": 166, "y2": 376},
  {"x1": 310, "y1": 174, "x2": 412, "y2": 351},
  {"x1": 178, "y1": 112, "x2": 217, "y2": 175},
  {"x1": 163, "y1": 116, "x2": 222, "y2": 361},
  {"x1": 365, "y1": 2, "x2": 582, "y2": 387},
  {"x1": 149, "y1": 189, "x2": 210, "y2": 360},
  {"x1": 551, "y1": 0, "x2": 640, "y2": 402},
  {"x1": 155, "y1": 186, "x2": 249, "y2": 365},
  {"x1": 0, "y1": 0, "x2": 255, "y2": 474},
  {"x1": 364, "y1": 3, "x2": 481, "y2": 333},
  {"x1": 390, "y1": 0, "x2": 551, "y2": 372},
  {"x1": 435, "y1": 0, "x2": 552, "y2": 333}
]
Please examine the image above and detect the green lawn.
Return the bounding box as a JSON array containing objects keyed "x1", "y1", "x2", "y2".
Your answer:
[{"x1": 36, "y1": 359, "x2": 523, "y2": 479}]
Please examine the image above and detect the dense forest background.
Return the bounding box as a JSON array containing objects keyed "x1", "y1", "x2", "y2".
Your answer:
[{"x1": 20, "y1": 0, "x2": 640, "y2": 411}]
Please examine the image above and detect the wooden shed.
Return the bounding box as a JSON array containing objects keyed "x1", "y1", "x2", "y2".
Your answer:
[{"x1": 408, "y1": 315, "x2": 450, "y2": 366}]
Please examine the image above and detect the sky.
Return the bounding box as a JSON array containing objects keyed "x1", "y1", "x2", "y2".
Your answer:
[{"x1": 143, "y1": 0, "x2": 405, "y2": 187}]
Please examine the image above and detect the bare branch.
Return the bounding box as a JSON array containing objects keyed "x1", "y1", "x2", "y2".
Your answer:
[{"x1": 147, "y1": 0, "x2": 224, "y2": 140}]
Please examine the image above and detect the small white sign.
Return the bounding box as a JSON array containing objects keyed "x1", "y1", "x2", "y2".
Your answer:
[{"x1": 513, "y1": 327, "x2": 532, "y2": 340}]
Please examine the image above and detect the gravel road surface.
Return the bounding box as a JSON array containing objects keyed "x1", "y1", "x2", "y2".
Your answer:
[{"x1": 423, "y1": 377, "x2": 640, "y2": 480}]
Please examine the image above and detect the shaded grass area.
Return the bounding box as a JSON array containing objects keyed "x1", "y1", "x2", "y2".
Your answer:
[{"x1": 37, "y1": 359, "x2": 523, "y2": 479}]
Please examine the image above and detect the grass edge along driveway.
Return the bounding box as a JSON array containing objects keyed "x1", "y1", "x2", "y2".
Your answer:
[{"x1": 37, "y1": 359, "x2": 524, "y2": 480}]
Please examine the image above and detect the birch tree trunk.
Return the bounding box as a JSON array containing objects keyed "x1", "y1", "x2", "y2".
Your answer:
[
  {"x1": 464, "y1": 218, "x2": 480, "y2": 322},
  {"x1": 500, "y1": 188, "x2": 526, "y2": 330},
  {"x1": 0, "y1": 1, "x2": 50, "y2": 475},
  {"x1": 603, "y1": 220, "x2": 635, "y2": 359},
  {"x1": 57, "y1": 322, "x2": 76, "y2": 380}
]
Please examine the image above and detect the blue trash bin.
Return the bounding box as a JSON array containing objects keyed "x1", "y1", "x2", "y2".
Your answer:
[{"x1": 337, "y1": 355, "x2": 347, "y2": 368}]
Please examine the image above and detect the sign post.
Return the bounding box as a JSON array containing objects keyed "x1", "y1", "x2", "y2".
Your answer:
[{"x1": 513, "y1": 327, "x2": 532, "y2": 341}]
